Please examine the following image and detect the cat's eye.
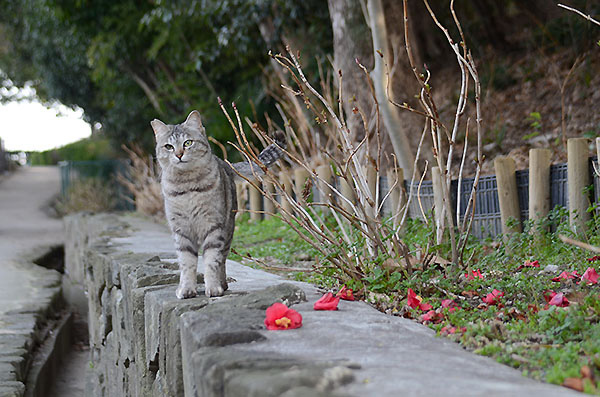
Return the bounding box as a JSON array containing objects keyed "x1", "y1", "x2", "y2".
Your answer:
[
  {"x1": 183, "y1": 140, "x2": 193, "y2": 148},
  {"x1": 164, "y1": 144, "x2": 174, "y2": 151}
]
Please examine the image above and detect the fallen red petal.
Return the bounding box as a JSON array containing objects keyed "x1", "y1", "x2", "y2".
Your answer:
[
  {"x1": 336, "y1": 285, "x2": 355, "y2": 301},
  {"x1": 516, "y1": 260, "x2": 540, "y2": 270},
  {"x1": 581, "y1": 267, "x2": 599, "y2": 285},
  {"x1": 440, "y1": 326, "x2": 467, "y2": 335},
  {"x1": 407, "y1": 288, "x2": 422, "y2": 309},
  {"x1": 419, "y1": 302, "x2": 433, "y2": 311},
  {"x1": 464, "y1": 269, "x2": 484, "y2": 280},
  {"x1": 313, "y1": 292, "x2": 340, "y2": 311},
  {"x1": 551, "y1": 271, "x2": 580, "y2": 282},
  {"x1": 422, "y1": 310, "x2": 443, "y2": 323},
  {"x1": 482, "y1": 289, "x2": 504, "y2": 305},
  {"x1": 548, "y1": 292, "x2": 570, "y2": 307},
  {"x1": 422, "y1": 310, "x2": 436, "y2": 322},
  {"x1": 587, "y1": 256, "x2": 600, "y2": 262},
  {"x1": 441, "y1": 299, "x2": 457, "y2": 309},
  {"x1": 544, "y1": 290, "x2": 557, "y2": 303}
]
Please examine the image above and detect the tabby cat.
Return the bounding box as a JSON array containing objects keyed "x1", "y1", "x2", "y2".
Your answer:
[{"x1": 151, "y1": 110, "x2": 285, "y2": 298}]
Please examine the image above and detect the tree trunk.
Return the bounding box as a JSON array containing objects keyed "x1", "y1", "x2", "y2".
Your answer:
[
  {"x1": 327, "y1": 0, "x2": 376, "y2": 145},
  {"x1": 368, "y1": 0, "x2": 419, "y2": 174},
  {"x1": 328, "y1": 0, "x2": 424, "y2": 175}
]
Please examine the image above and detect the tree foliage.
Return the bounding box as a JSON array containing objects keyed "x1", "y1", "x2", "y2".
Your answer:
[
  {"x1": 0, "y1": 0, "x2": 596, "y2": 158},
  {"x1": 0, "y1": 0, "x2": 331, "y2": 154}
]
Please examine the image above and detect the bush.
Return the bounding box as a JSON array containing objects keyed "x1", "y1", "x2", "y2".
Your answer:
[
  {"x1": 55, "y1": 178, "x2": 117, "y2": 215},
  {"x1": 29, "y1": 136, "x2": 117, "y2": 165}
]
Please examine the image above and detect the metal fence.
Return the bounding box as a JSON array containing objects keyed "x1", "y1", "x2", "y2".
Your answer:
[
  {"x1": 58, "y1": 160, "x2": 135, "y2": 211},
  {"x1": 254, "y1": 156, "x2": 598, "y2": 241}
]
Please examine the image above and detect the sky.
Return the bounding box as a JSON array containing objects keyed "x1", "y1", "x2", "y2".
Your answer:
[{"x1": 0, "y1": 88, "x2": 92, "y2": 152}]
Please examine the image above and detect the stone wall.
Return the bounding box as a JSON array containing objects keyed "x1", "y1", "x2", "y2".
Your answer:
[
  {"x1": 64, "y1": 213, "x2": 356, "y2": 397},
  {"x1": 65, "y1": 213, "x2": 576, "y2": 397}
]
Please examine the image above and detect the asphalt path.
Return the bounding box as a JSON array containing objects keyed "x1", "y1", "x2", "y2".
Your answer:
[{"x1": 0, "y1": 166, "x2": 64, "y2": 315}]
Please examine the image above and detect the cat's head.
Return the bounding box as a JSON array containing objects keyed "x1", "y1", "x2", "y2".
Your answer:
[{"x1": 151, "y1": 110, "x2": 211, "y2": 170}]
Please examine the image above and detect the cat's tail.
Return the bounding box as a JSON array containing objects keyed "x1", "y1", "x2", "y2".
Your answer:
[{"x1": 231, "y1": 131, "x2": 286, "y2": 179}]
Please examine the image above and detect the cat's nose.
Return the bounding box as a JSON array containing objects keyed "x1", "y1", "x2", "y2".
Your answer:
[{"x1": 175, "y1": 152, "x2": 184, "y2": 160}]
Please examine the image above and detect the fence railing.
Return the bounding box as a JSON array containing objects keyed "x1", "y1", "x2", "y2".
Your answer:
[
  {"x1": 58, "y1": 160, "x2": 135, "y2": 211},
  {"x1": 236, "y1": 137, "x2": 600, "y2": 239}
]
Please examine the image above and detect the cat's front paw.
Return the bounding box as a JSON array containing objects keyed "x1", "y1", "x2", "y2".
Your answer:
[
  {"x1": 176, "y1": 283, "x2": 198, "y2": 299},
  {"x1": 204, "y1": 282, "x2": 226, "y2": 297}
]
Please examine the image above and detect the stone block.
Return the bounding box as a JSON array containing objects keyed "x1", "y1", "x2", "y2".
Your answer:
[
  {"x1": 0, "y1": 356, "x2": 26, "y2": 383},
  {"x1": 160, "y1": 295, "x2": 209, "y2": 396},
  {"x1": 110, "y1": 289, "x2": 132, "y2": 362},
  {"x1": 127, "y1": 285, "x2": 171, "y2": 396},
  {"x1": 0, "y1": 381, "x2": 25, "y2": 397},
  {"x1": 0, "y1": 362, "x2": 18, "y2": 382},
  {"x1": 0, "y1": 335, "x2": 32, "y2": 357}
]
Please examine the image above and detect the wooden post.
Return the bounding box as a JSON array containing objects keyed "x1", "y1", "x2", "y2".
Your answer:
[
  {"x1": 431, "y1": 167, "x2": 445, "y2": 243},
  {"x1": 386, "y1": 168, "x2": 405, "y2": 215},
  {"x1": 279, "y1": 171, "x2": 293, "y2": 214},
  {"x1": 316, "y1": 164, "x2": 333, "y2": 213},
  {"x1": 387, "y1": 167, "x2": 406, "y2": 229},
  {"x1": 365, "y1": 164, "x2": 377, "y2": 218},
  {"x1": 568, "y1": 137, "x2": 590, "y2": 232},
  {"x1": 294, "y1": 167, "x2": 311, "y2": 202},
  {"x1": 263, "y1": 180, "x2": 275, "y2": 219},
  {"x1": 528, "y1": 148, "x2": 551, "y2": 227},
  {"x1": 339, "y1": 177, "x2": 354, "y2": 214},
  {"x1": 494, "y1": 156, "x2": 521, "y2": 234},
  {"x1": 235, "y1": 181, "x2": 247, "y2": 219},
  {"x1": 248, "y1": 180, "x2": 262, "y2": 221}
]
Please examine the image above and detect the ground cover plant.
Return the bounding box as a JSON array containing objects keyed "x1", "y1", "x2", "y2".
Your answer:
[{"x1": 231, "y1": 206, "x2": 600, "y2": 394}]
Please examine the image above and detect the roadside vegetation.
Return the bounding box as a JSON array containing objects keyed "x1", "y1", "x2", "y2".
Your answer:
[
  {"x1": 232, "y1": 208, "x2": 600, "y2": 394},
  {"x1": 29, "y1": 135, "x2": 116, "y2": 165}
]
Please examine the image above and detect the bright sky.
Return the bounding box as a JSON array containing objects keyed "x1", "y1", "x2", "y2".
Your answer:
[{"x1": 0, "y1": 98, "x2": 91, "y2": 152}]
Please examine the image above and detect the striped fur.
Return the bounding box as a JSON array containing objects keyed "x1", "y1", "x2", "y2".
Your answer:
[{"x1": 151, "y1": 110, "x2": 285, "y2": 298}]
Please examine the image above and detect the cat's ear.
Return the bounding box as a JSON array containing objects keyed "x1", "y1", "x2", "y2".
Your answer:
[
  {"x1": 150, "y1": 119, "x2": 169, "y2": 138},
  {"x1": 184, "y1": 110, "x2": 204, "y2": 131}
]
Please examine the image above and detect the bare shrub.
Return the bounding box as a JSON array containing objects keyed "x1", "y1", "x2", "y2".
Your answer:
[
  {"x1": 56, "y1": 178, "x2": 117, "y2": 215},
  {"x1": 225, "y1": 0, "x2": 485, "y2": 284},
  {"x1": 118, "y1": 145, "x2": 164, "y2": 219},
  {"x1": 222, "y1": 49, "x2": 415, "y2": 286}
]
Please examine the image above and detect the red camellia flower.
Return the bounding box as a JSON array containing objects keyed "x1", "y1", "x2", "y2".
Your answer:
[
  {"x1": 551, "y1": 271, "x2": 580, "y2": 282},
  {"x1": 545, "y1": 291, "x2": 570, "y2": 307},
  {"x1": 482, "y1": 289, "x2": 504, "y2": 305},
  {"x1": 516, "y1": 260, "x2": 540, "y2": 271},
  {"x1": 407, "y1": 288, "x2": 421, "y2": 309},
  {"x1": 464, "y1": 269, "x2": 484, "y2": 280},
  {"x1": 407, "y1": 288, "x2": 432, "y2": 311},
  {"x1": 313, "y1": 292, "x2": 340, "y2": 311},
  {"x1": 264, "y1": 303, "x2": 303, "y2": 330},
  {"x1": 587, "y1": 256, "x2": 600, "y2": 262},
  {"x1": 581, "y1": 267, "x2": 599, "y2": 285},
  {"x1": 336, "y1": 285, "x2": 355, "y2": 301}
]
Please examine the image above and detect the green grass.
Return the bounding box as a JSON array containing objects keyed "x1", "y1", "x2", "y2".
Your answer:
[
  {"x1": 230, "y1": 214, "x2": 319, "y2": 267},
  {"x1": 231, "y1": 208, "x2": 600, "y2": 393}
]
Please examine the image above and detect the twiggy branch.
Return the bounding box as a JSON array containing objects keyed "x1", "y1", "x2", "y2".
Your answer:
[{"x1": 558, "y1": 3, "x2": 600, "y2": 26}]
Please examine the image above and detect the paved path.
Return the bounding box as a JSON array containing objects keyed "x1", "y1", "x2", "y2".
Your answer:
[
  {"x1": 0, "y1": 166, "x2": 63, "y2": 314},
  {"x1": 0, "y1": 167, "x2": 64, "y2": 395}
]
